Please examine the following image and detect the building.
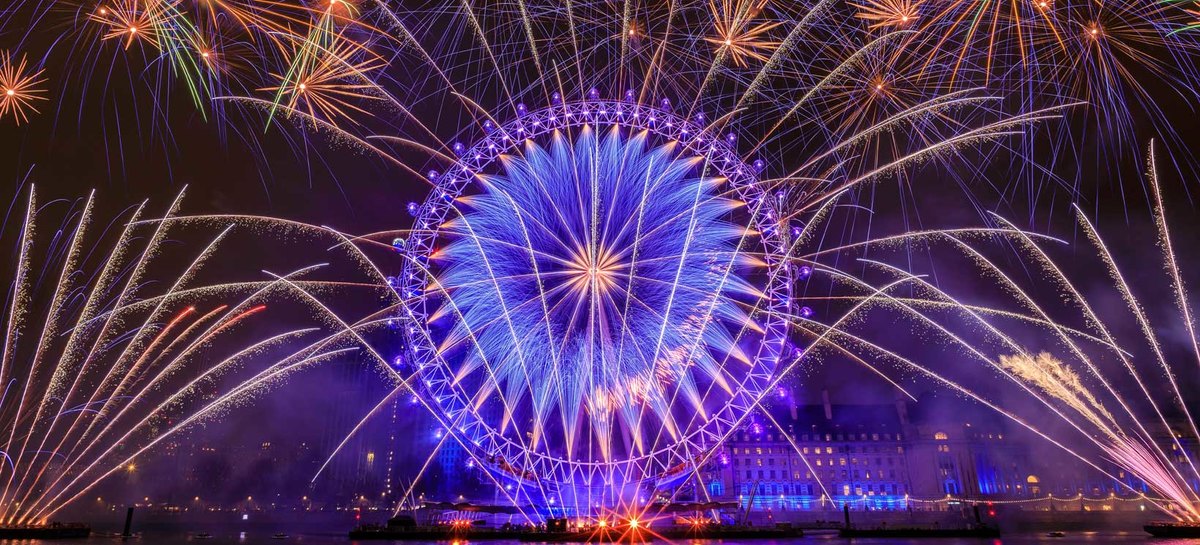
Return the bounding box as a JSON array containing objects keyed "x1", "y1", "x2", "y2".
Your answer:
[
  {"x1": 698, "y1": 390, "x2": 1185, "y2": 513},
  {"x1": 715, "y1": 391, "x2": 910, "y2": 511}
]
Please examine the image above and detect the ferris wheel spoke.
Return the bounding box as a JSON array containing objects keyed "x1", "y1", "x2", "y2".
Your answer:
[
  {"x1": 399, "y1": 100, "x2": 789, "y2": 503},
  {"x1": 396, "y1": 258, "x2": 550, "y2": 486}
]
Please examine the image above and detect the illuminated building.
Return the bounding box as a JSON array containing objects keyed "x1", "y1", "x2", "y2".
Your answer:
[
  {"x1": 700, "y1": 390, "x2": 1188, "y2": 513},
  {"x1": 715, "y1": 391, "x2": 911, "y2": 511}
]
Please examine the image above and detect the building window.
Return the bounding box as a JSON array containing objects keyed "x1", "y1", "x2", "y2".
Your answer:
[{"x1": 934, "y1": 432, "x2": 949, "y2": 441}]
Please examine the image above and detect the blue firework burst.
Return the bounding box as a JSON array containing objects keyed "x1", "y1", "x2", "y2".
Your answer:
[{"x1": 417, "y1": 123, "x2": 770, "y2": 466}]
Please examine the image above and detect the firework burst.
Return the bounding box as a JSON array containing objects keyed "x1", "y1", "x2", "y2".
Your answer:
[
  {"x1": 0, "y1": 52, "x2": 47, "y2": 124},
  {"x1": 704, "y1": 0, "x2": 783, "y2": 67},
  {"x1": 852, "y1": 0, "x2": 922, "y2": 31},
  {"x1": 261, "y1": 29, "x2": 384, "y2": 124},
  {"x1": 0, "y1": 0, "x2": 1191, "y2": 197},
  {"x1": 88, "y1": 0, "x2": 176, "y2": 49}
]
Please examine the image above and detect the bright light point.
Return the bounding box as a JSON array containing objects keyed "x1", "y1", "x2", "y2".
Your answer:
[
  {"x1": 875, "y1": 83, "x2": 884, "y2": 90},
  {"x1": 201, "y1": 51, "x2": 210, "y2": 58},
  {"x1": 128, "y1": 26, "x2": 137, "y2": 33},
  {"x1": 298, "y1": 83, "x2": 307, "y2": 90},
  {"x1": 5, "y1": 89, "x2": 13, "y2": 96},
  {"x1": 724, "y1": 39, "x2": 732, "y2": 46},
  {"x1": 628, "y1": 519, "x2": 639, "y2": 529},
  {"x1": 98, "y1": 7, "x2": 107, "y2": 14}
]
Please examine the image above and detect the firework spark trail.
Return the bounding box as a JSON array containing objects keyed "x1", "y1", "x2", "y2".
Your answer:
[
  {"x1": 5, "y1": 193, "x2": 196, "y2": 518},
  {"x1": 248, "y1": 218, "x2": 560, "y2": 510},
  {"x1": 1, "y1": 191, "x2": 99, "y2": 495},
  {"x1": 858, "y1": 231, "x2": 1200, "y2": 518},
  {"x1": 26, "y1": 262, "x2": 382, "y2": 522},
  {"x1": 999, "y1": 353, "x2": 1118, "y2": 434},
  {"x1": 783, "y1": 312, "x2": 1181, "y2": 511},
  {"x1": 40, "y1": 346, "x2": 359, "y2": 519},
  {"x1": 997, "y1": 352, "x2": 1200, "y2": 518},
  {"x1": 782, "y1": 149, "x2": 1200, "y2": 519},
  {"x1": 0, "y1": 189, "x2": 45, "y2": 519},
  {"x1": 1, "y1": 199, "x2": 156, "y2": 492},
  {"x1": 0, "y1": 189, "x2": 398, "y2": 524},
  {"x1": 982, "y1": 213, "x2": 1200, "y2": 512},
  {"x1": 763, "y1": 261, "x2": 1146, "y2": 504},
  {"x1": 878, "y1": 233, "x2": 1200, "y2": 518}
]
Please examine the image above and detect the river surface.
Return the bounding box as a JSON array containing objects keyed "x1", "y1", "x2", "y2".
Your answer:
[{"x1": 3, "y1": 531, "x2": 1198, "y2": 545}]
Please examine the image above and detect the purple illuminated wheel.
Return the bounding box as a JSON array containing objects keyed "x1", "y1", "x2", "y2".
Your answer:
[{"x1": 397, "y1": 97, "x2": 792, "y2": 509}]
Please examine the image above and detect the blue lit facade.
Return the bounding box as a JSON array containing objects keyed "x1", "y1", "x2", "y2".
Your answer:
[
  {"x1": 713, "y1": 395, "x2": 912, "y2": 511},
  {"x1": 690, "y1": 390, "x2": 1195, "y2": 513}
]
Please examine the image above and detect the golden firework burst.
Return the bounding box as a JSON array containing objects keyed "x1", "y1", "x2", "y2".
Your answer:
[
  {"x1": 89, "y1": 0, "x2": 178, "y2": 49},
  {"x1": 704, "y1": 0, "x2": 783, "y2": 67},
  {"x1": 851, "y1": 0, "x2": 922, "y2": 30},
  {"x1": 261, "y1": 32, "x2": 384, "y2": 123},
  {"x1": 0, "y1": 52, "x2": 47, "y2": 125}
]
